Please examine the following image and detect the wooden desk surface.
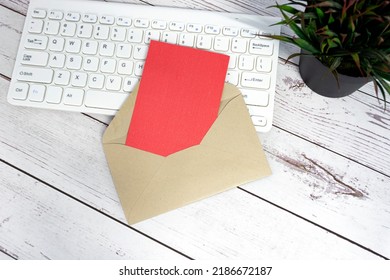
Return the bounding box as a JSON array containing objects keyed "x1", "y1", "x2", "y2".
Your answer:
[{"x1": 0, "y1": 0, "x2": 389, "y2": 260}]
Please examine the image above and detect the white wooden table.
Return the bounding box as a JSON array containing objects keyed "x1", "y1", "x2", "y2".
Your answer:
[{"x1": 0, "y1": 0, "x2": 389, "y2": 260}]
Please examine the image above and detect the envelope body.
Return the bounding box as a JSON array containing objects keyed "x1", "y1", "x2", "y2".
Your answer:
[{"x1": 103, "y1": 83, "x2": 271, "y2": 225}]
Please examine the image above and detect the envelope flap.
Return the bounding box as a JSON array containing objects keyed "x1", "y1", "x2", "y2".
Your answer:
[{"x1": 201, "y1": 83, "x2": 267, "y2": 164}]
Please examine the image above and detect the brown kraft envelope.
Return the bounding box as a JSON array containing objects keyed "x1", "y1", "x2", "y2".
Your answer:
[{"x1": 103, "y1": 83, "x2": 271, "y2": 225}]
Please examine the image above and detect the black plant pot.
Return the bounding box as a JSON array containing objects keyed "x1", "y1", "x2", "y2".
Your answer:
[{"x1": 299, "y1": 52, "x2": 371, "y2": 98}]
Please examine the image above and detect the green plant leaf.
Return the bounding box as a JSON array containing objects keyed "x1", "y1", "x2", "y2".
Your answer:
[
  {"x1": 350, "y1": 52, "x2": 362, "y2": 72},
  {"x1": 279, "y1": 8, "x2": 310, "y2": 41},
  {"x1": 293, "y1": 38, "x2": 320, "y2": 53},
  {"x1": 329, "y1": 57, "x2": 342, "y2": 72}
]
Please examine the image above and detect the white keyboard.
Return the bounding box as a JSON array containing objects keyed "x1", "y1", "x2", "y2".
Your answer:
[{"x1": 8, "y1": 0, "x2": 281, "y2": 132}]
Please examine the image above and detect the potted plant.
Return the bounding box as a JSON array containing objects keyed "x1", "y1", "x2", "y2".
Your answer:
[{"x1": 268, "y1": 0, "x2": 390, "y2": 100}]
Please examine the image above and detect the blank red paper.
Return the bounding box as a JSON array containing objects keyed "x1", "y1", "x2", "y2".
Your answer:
[{"x1": 125, "y1": 40, "x2": 229, "y2": 156}]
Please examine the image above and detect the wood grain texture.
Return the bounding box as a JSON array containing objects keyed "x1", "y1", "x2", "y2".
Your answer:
[
  {"x1": 0, "y1": 161, "x2": 187, "y2": 260},
  {"x1": 0, "y1": 251, "x2": 14, "y2": 260},
  {"x1": 0, "y1": 0, "x2": 389, "y2": 260},
  {"x1": 0, "y1": 76, "x2": 387, "y2": 259},
  {"x1": 273, "y1": 62, "x2": 390, "y2": 176},
  {"x1": 244, "y1": 129, "x2": 390, "y2": 257}
]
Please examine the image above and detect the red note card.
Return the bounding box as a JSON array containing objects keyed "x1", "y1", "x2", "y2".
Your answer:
[{"x1": 125, "y1": 40, "x2": 229, "y2": 156}]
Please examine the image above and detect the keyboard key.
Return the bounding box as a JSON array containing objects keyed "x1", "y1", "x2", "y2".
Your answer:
[
  {"x1": 82, "y1": 14, "x2": 98, "y2": 23},
  {"x1": 94, "y1": 25, "x2": 110, "y2": 40},
  {"x1": 123, "y1": 77, "x2": 139, "y2": 92},
  {"x1": 105, "y1": 75, "x2": 122, "y2": 91},
  {"x1": 241, "y1": 89, "x2": 269, "y2": 106},
  {"x1": 232, "y1": 38, "x2": 247, "y2": 53},
  {"x1": 256, "y1": 57, "x2": 272, "y2": 72},
  {"x1": 46, "y1": 86, "x2": 63, "y2": 103},
  {"x1": 169, "y1": 22, "x2": 185, "y2": 31},
  {"x1": 65, "y1": 39, "x2": 82, "y2": 53},
  {"x1": 111, "y1": 27, "x2": 127, "y2": 41},
  {"x1": 25, "y1": 35, "x2": 48, "y2": 50},
  {"x1": 128, "y1": 29, "x2": 143, "y2": 43},
  {"x1": 48, "y1": 10, "x2": 63, "y2": 20},
  {"x1": 144, "y1": 30, "x2": 160, "y2": 44},
  {"x1": 100, "y1": 15, "x2": 115, "y2": 25},
  {"x1": 134, "y1": 18, "x2": 149, "y2": 28},
  {"x1": 29, "y1": 84, "x2": 46, "y2": 102},
  {"x1": 44, "y1": 21, "x2": 60, "y2": 35},
  {"x1": 100, "y1": 58, "x2": 116, "y2": 73},
  {"x1": 65, "y1": 12, "x2": 81, "y2": 22},
  {"x1": 228, "y1": 54, "x2": 238, "y2": 69},
  {"x1": 10, "y1": 82, "x2": 29, "y2": 100},
  {"x1": 83, "y1": 56, "x2": 99, "y2": 72},
  {"x1": 88, "y1": 74, "x2": 105, "y2": 89},
  {"x1": 116, "y1": 43, "x2": 132, "y2": 58},
  {"x1": 49, "y1": 53, "x2": 66, "y2": 68},
  {"x1": 187, "y1": 23, "x2": 202, "y2": 33},
  {"x1": 133, "y1": 45, "x2": 148, "y2": 60},
  {"x1": 54, "y1": 70, "x2": 71, "y2": 85},
  {"x1": 32, "y1": 9, "x2": 47, "y2": 19},
  {"x1": 251, "y1": 115, "x2": 267, "y2": 127},
  {"x1": 21, "y1": 51, "x2": 49, "y2": 66},
  {"x1": 77, "y1": 24, "x2": 93, "y2": 38},
  {"x1": 117, "y1": 17, "x2": 131, "y2": 26},
  {"x1": 16, "y1": 67, "x2": 53, "y2": 84},
  {"x1": 241, "y1": 28, "x2": 257, "y2": 38},
  {"x1": 247, "y1": 105, "x2": 265, "y2": 116},
  {"x1": 82, "y1": 40, "x2": 98, "y2": 55},
  {"x1": 99, "y1": 42, "x2": 115, "y2": 56},
  {"x1": 205, "y1": 25, "x2": 220, "y2": 34},
  {"x1": 241, "y1": 72, "x2": 271, "y2": 89},
  {"x1": 223, "y1": 26, "x2": 239, "y2": 36},
  {"x1": 28, "y1": 19, "x2": 44, "y2": 33},
  {"x1": 134, "y1": 61, "x2": 144, "y2": 76},
  {"x1": 85, "y1": 90, "x2": 127, "y2": 109},
  {"x1": 178, "y1": 33, "x2": 195, "y2": 47},
  {"x1": 63, "y1": 88, "x2": 84, "y2": 106},
  {"x1": 196, "y1": 35, "x2": 213, "y2": 49},
  {"x1": 66, "y1": 55, "x2": 82, "y2": 70},
  {"x1": 48, "y1": 37, "x2": 65, "y2": 51},
  {"x1": 151, "y1": 20, "x2": 167, "y2": 30},
  {"x1": 71, "y1": 72, "x2": 88, "y2": 87},
  {"x1": 214, "y1": 37, "x2": 230, "y2": 51},
  {"x1": 249, "y1": 39, "x2": 273, "y2": 56},
  {"x1": 162, "y1": 32, "x2": 177, "y2": 44},
  {"x1": 238, "y1": 55, "x2": 254, "y2": 70},
  {"x1": 226, "y1": 71, "x2": 239, "y2": 86},
  {"x1": 118, "y1": 60, "x2": 133, "y2": 75},
  {"x1": 60, "y1": 22, "x2": 77, "y2": 37}
]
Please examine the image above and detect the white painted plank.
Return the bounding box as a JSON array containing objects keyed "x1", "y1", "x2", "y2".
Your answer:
[
  {"x1": 273, "y1": 61, "x2": 390, "y2": 176},
  {"x1": 3, "y1": 0, "x2": 386, "y2": 260},
  {"x1": 0, "y1": 251, "x2": 14, "y2": 260},
  {"x1": 0, "y1": 76, "x2": 387, "y2": 258},
  {"x1": 136, "y1": 188, "x2": 381, "y2": 259},
  {"x1": 0, "y1": 4, "x2": 24, "y2": 77},
  {"x1": 244, "y1": 129, "x2": 390, "y2": 258},
  {"x1": 0, "y1": 132, "x2": 381, "y2": 260},
  {"x1": 0, "y1": 0, "x2": 29, "y2": 14},
  {"x1": 0, "y1": 161, "x2": 187, "y2": 260}
]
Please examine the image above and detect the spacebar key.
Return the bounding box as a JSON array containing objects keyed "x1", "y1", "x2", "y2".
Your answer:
[{"x1": 85, "y1": 90, "x2": 128, "y2": 110}]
